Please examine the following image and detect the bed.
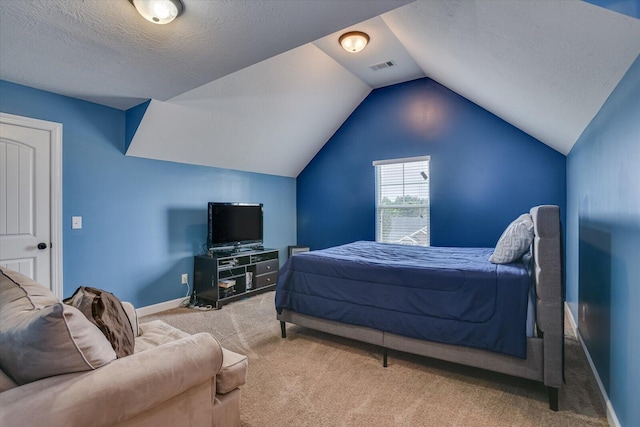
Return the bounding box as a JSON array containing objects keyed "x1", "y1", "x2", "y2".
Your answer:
[{"x1": 275, "y1": 205, "x2": 563, "y2": 410}]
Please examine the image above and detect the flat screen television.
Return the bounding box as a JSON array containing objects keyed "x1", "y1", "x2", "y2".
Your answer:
[{"x1": 208, "y1": 202, "x2": 263, "y2": 251}]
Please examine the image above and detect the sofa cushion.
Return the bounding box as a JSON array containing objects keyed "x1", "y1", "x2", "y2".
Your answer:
[
  {"x1": 135, "y1": 319, "x2": 192, "y2": 353},
  {"x1": 217, "y1": 348, "x2": 248, "y2": 394},
  {"x1": 64, "y1": 286, "x2": 135, "y2": 358},
  {"x1": 0, "y1": 368, "x2": 17, "y2": 393},
  {"x1": 135, "y1": 320, "x2": 246, "y2": 394},
  {"x1": 121, "y1": 301, "x2": 140, "y2": 337},
  {"x1": 0, "y1": 268, "x2": 116, "y2": 385}
]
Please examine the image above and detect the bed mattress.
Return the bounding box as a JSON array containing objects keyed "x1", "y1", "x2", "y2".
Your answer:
[{"x1": 275, "y1": 241, "x2": 531, "y2": 358}]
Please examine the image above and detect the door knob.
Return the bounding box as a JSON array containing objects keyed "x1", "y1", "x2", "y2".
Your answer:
[{"x1": 37, "y1": 242, "x2": 48, "y2": 250}]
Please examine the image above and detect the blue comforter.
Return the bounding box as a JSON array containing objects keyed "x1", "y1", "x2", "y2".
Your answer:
[{"x1": 275, "y1": 241, "x2": 530, "y2": 358}]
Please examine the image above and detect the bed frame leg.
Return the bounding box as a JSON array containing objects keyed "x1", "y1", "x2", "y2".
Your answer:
[
  {"x1": 280, "y1": 321, "x2": 286, "y2": 338},
  {"x1": 547, "y1": 386, "x2": 559, "y2": 411},
  {"x1": 383, "y1": 347, "x2": 388, "y2": 368}
]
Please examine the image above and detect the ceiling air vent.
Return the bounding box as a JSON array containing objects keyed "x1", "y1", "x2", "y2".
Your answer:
[{"x1": 369, "y1": 61, "x2": 395, "y2": 71}]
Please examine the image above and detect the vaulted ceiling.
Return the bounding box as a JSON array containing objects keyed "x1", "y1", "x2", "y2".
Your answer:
[{"x1": 1, "y1": 1, "x2": 639, "y2": 177}]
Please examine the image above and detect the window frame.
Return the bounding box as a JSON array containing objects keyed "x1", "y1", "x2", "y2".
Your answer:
[{"x1": 373, "y1": 155, "x2": 431, "y2": 246}]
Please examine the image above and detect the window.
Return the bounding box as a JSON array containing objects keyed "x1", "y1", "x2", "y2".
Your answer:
[{"x1": 373, "y1": 156, "x2": 430, "y2": 246}]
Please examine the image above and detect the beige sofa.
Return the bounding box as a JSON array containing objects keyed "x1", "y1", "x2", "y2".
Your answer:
[{"x1": 0, "y1": 267, "x2": 247, "y2": 427}]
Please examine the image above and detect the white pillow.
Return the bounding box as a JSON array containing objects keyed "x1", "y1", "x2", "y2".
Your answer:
[
  {"x1": 0, "y1": 268, "x2": 116, "y2": 385},
  {"x1": 489, "y1": 213, "x2": 534, "y2": 264}
]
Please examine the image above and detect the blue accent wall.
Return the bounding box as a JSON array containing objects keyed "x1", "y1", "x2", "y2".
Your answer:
[
  {"x1": 566, "y1": 54, "x2": 640, "y2": 427},
  {"x1": 125, "y1": 100, "x2": 150, "y2": 152},
  {"x1": 297, "y1": 78, "x2": 566, "y2": 250},
  {"x1": 583, "y1": 0, "x2": 640, "y2": 19},
  {"x1": 0, "y1": 80, "x2": 296, "y2": 308}
]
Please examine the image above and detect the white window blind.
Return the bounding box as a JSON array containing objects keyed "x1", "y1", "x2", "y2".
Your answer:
[{"x1": 373, "y1": 156, "x2": 430, "y2": 246}]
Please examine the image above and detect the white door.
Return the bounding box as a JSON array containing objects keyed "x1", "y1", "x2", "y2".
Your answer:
[{"x1": 0, "y1": 113, "x2": 62, "y2": 297}]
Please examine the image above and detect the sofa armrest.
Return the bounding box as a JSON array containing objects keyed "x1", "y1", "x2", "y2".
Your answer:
[
  {"x1": 0, "y1": 333, "x2": 223, "y2": 427},
  {"x1": 121, "y1": 301, "x2": 139, "y2": 337}
]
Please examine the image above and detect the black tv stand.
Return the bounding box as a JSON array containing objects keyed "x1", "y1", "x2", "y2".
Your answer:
[
  {"x1": 193, "y1": 248, "x2": 279, "y2": 309},
  {"x1": 233, "y1": 246, "x2": 263, "y2": 253},
  {"x1": 209, "y1": 245, "x2": 265, "y2": 257}
]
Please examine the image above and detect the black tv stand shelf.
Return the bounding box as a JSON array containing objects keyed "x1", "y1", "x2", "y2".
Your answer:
[{"x1": 193, "y1": 248, "x2": 279, "y2": 309}]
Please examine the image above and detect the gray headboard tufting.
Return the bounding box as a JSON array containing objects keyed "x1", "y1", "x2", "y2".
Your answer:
[{"x1": 530, "y1": 205, "x2": 563, "y2": 389}]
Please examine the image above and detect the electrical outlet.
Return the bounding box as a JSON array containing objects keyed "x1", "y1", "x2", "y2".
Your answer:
[{"x1": 181, "y1": 273, "x2": 188, "y2": 285}]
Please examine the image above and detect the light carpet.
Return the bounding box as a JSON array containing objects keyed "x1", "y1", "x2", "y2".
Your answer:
[{"x1": 142, "y1": 291, "x2": 607, "y2": 426}]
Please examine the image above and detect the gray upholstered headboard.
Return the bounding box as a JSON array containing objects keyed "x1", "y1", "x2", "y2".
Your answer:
[{"x1": 530, "y1": 205, "x2": 563, "y2": 388}]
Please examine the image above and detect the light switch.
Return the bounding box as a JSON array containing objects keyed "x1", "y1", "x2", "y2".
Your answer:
[{"x1": 72, "y1": 216, "x2": 82, "y2": 229}]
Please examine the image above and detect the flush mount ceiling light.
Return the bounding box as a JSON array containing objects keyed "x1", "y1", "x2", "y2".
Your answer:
[
  {"x1": 339, "y1": 31, "x2": 370, "y2": 53},
  {"x1": 130, "y1": 0, "x2": 184, "y2": 25}
]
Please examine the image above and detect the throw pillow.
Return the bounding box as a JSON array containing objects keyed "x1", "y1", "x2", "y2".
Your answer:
[
  {"x1": 0, "y1": 268, "x2": 116, "y2": 385},
  {"x1": 65, "y1": 286, "x2": 135, "y2": 358},
  {"x1": 489, "y1": 213, "x2": 535, "y2": 264}
]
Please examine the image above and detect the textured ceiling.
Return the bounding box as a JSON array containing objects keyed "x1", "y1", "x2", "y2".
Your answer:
[
  {"x1": 312, "y1": 15, "x2": 425, "y2": 89},
  {"x1": 0, "y1": 0, "x2": 411, "y2": 109},
  {"x1": 1, "y1": 0, "x2": 639, "y2": 177}
]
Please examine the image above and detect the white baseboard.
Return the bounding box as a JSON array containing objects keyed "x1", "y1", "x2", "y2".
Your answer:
[
  {"x1": 136, "y1": 297, "x2": 186, "y2": 317},
  {"x1": 565, "y1": 303, "x2": 620, "y2": 427}
]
